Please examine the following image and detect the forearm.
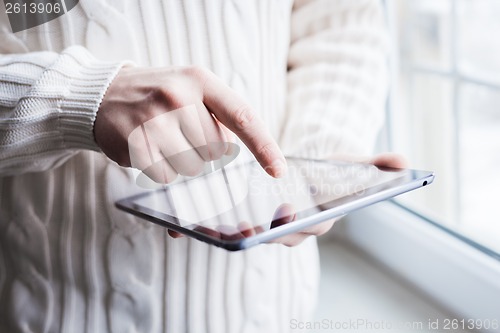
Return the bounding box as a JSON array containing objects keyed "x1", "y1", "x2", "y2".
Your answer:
[{"x1": 0, "y1": 46, "x2": 128, "y2": 175}]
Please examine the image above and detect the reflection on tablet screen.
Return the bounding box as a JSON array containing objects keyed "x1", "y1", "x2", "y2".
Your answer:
[{"x1": 131, "y1": 159, "x2": 408, "y2": 238}]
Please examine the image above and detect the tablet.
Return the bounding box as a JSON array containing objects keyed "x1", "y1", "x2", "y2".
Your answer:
[{"x1": 115, "y1": 157, "x2": 434, "y2": 251}]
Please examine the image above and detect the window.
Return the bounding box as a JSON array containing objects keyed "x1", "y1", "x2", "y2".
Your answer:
[
  {"x1": 336, "y1": 1, "x2": 500, "y2": 321},
  {"x1": 387, "y1": 0, "x2": 500, "y2": 256}
]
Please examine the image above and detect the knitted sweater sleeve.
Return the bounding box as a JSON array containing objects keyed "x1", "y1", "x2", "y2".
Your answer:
[
  {"x1": 0, "y1": 46, "x2": 126, "y2": 175},
  {"x1": 280, "y1": 0, "x2": 389, "y2": 158}
]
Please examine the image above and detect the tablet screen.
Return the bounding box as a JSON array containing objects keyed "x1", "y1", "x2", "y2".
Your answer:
[{"x1": 119, "y1": 158, "x2": 432, "y2": 242}]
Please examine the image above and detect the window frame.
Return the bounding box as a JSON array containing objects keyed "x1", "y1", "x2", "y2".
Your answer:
[
  {"x1": 385, "y1": 0, "x2": 500, "y2": 256},
  {"x1": 331, "y1": 1, "x2": 500, "y2": 324},
  {"x1": 338, "y1": 202, "x2": 500, "y2": 324}
]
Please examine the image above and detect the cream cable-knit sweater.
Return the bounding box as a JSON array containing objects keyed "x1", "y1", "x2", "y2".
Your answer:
[{"x1": 0, "y1": 0, "x2": 388, "y2": 332}]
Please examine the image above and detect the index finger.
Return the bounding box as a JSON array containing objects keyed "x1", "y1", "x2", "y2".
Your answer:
[{"x1": 201, "y1": 71, "x2": 287, "y2": 178}]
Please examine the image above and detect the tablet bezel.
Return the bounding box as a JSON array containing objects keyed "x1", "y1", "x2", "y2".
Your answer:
[{"x1": 115, "y1": 158, "x2": 434, "y2": 251}]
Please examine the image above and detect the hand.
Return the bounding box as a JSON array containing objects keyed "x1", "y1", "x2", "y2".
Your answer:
[
  {"x1": 94, "y1": 66, "x2": 287, "y2": 183},
  {"x1": 268, "y1": 153, "x2": 408, "y2": 247}
]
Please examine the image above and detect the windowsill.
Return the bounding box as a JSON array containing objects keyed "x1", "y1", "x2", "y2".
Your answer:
[
  {"x1": 316, "y1": 202, "x2": 500, "y2": 333},
  {"x1": 314, "y1": 237, "x2": 461, "y2": 333}
]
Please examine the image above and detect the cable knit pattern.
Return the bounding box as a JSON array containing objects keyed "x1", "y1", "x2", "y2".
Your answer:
[
  {"x1": 281, "y1": 0, "x2": 389, "y2": 158},
  {"x1": 0, "y1": 0, "x2": 388, "y2": 332},
  {"x1": 0, "y1": 46, "x2": 128, "y2": 174}
]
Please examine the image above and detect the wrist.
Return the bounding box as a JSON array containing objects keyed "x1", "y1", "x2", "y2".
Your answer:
[{"x1": 55, "y1": 47, "x2": 134, "y2": 152}]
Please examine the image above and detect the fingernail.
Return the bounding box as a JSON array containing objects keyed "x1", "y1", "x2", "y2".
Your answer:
[{"x1": 271, "y1": 158, "x2": 287, "y2": 178}]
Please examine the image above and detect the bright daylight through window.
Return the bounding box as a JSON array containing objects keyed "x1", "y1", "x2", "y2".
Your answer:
[{"x1": 388, "y1": 0, "x2": 500, "y2": 255}]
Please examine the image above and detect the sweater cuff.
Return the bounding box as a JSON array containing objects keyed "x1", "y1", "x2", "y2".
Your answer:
[{"x1": 55, "y1": 46, "x2": 133, "y2": 151}]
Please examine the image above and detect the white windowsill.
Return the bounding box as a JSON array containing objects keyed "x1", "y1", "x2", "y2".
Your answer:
[
  {"x1": 320, "y1": 202, "x2": 500, "y2": 333},
  {"x1": 314, "y1": 237, "x2": 459, "y2": 333}
]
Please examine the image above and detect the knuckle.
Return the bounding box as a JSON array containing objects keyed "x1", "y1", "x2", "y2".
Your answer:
[
  {"x1": 209, "y1": 142, "x2": 226, "y2": 160},
  {"x1": 154, "y1": 66, "x2": 211, "y2": 107},
  {"x1": 143, "y1": 166, "x2": 164, "y2": 184},
  {"x1": 181, "y1": 65, "x2": 214, "y2": 95},
  {"x1": 181, "y1": 65, "x2": 211, "y2": 84},
  {"x1": 233, "y1": 104, "x2": 255, "y2": 132},
  {"x1": 184, "y1": 165, "x2": 204, "y2": 177},
  {"x1": 182, "y1": 65, "x2": 205, "y2": 76},
  {"x1": 153, "y1": 86, "x2": 186, "y2": 109},
  {"x1": 178, "y1": 159, "x2": 204, "y2": 177},
  {"x1": 255, "y1": 141, "x2": 275, "y2": 160}
]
